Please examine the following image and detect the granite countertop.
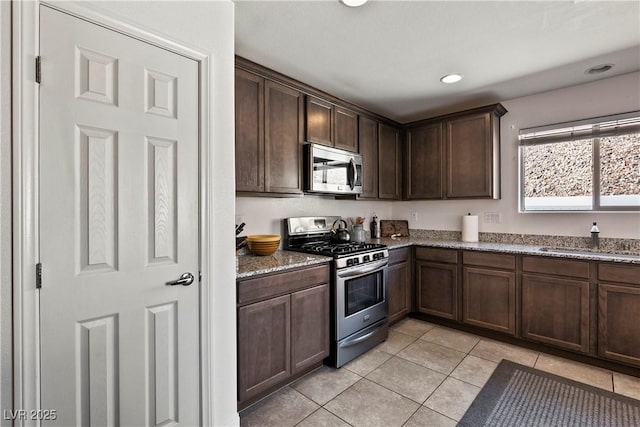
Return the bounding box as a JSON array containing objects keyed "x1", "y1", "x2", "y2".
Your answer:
[
  {"x1": 372, "y1": 236, "x2": 640, "y2": 264},
  {"x1": 237, "y1": 237, "x2": 639, "y2": 279},
  {"x1": 236, "y1": 250, "x2": 331, "y2": 279}
]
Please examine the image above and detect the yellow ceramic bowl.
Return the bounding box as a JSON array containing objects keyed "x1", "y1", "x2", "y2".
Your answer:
[
  {"x1": 247, "y1": 234, "x2": 281, "y2": 243},
  {"x1": 248, "y1": 242, "x2": 279, "y2": 256},
  {"x1": 247, "y1": 235, "x2": 280, "y2": 255}
]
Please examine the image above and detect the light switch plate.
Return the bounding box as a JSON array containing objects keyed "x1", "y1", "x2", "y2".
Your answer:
[{"x1": 484, "y1": 212, "x2": 502, "y2": 223}]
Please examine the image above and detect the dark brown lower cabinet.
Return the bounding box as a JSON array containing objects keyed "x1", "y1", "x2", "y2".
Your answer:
[
  {"x1": 598, "y1": 263, "x2": 640, "y2": 367},
  {"x1": 387, "y1": 248, "x2": 411, "y2": 324},
  {"x1": 463, "y1": 267, "x2": 516, "y2": 335},
  {"x1": 416, "y1": 262, "x2": 458, "y2": 320},
  {"x1": 291, "y1": 284, "x2": 330, "y2": 373},
  {"x1": 238, "y1": 295, "x2": 290, "y2": 402},
  {"x1": 522, "y1": 274, "x2": 590, "y2": 353},
  {"x1": 237, "y1": 265, "x2": 330, "y2": 407},
  {"x1": 415, "y1": 247, "x2": 459, "y2": 322}
]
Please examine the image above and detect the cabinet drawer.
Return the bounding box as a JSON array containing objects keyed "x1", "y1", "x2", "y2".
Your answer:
[
  {"x1": 522, "y1": 256, "x2": 590, "y2": 279},
  {"x1": 463, "y1": 251, "x2": 515, "y2": 270},
  {"x1": 415, "y1": 247, "x2": 457, "y2": 264},
  {"x1": 389, "y1": 247, "x2": 410, "y2": 265},
  {"x1": 598, "y1": 263, "x2": 640, "y2": 285},
  {"x1": 238, "y1": 265, "x2": 330, "y2": 306}
]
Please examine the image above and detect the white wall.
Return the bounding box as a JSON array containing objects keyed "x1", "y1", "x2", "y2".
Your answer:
[
  {"x1": 394, "y1": 72, "x2": 640, "y2": 239},
  {"x1": 235, "y1": 196, "x2": 393, "y2": 236},
  {"x1": 0, "y1": 1, "x2": 12, "y2": 423}
]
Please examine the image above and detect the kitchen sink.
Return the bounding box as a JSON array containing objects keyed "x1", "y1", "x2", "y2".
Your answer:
[{"x1": 539, "y1": 247, "x2": 640, "y2": 260}]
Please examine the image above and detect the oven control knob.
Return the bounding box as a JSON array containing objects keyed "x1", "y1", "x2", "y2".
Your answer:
[
  {"x1": 363, "y1": 255, "x2": 370, "y2": 262},
  {"x1": 347, "y1": 258, "x2": 354, "y2": 267}
]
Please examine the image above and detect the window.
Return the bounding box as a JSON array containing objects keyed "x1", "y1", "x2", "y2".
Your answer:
[{"x1": 519, "y1": 112, "x2": 640, "y2": 212}]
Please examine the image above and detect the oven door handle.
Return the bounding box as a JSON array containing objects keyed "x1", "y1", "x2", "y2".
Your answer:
[
  {"x1": 339, "y1": 323, "x2": 386, "y2": 348},
  {"x1": 338, "y1": 259, "x2": 388, "y2": 278}
]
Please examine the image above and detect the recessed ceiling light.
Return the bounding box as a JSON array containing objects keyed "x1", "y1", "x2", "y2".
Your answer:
[
  {"x1": 585, "y1": 64, "x2": 614, "y2": 75},
  {"x1": 340, "y1": 0, "x2": 368, "y2": 7},
  {"x1": 440, "y1": 74, "x2": 463, "y2": 84}
]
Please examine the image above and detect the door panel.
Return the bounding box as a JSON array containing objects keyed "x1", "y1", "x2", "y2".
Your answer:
[
  {"x1": 40, "y1": 6, "x2": 200, "y2": 426},
  {"x1": 291, "y1": 284, "x2": 330, "y2": 373}
]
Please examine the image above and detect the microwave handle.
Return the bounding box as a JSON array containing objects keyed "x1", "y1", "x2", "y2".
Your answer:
[{"x1": 348, "y1": 157, "x2": 357, "y2": 190}]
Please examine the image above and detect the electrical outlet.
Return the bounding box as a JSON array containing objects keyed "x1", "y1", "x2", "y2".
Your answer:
[
  {"x1": 411, "y1": 212, "x2": 418, "y2": 222},
  {"x1": 484, "y1": 212, "x2": 502, "y2": 224}
]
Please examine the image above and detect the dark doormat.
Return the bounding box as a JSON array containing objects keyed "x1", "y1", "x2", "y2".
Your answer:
[{"x1": 459, "y1": 359, "x2": 640, "y2": 427}]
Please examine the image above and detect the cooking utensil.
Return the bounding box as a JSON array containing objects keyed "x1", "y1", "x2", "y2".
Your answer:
[
  {"x1": 235, "y1": 222, "x2": 246, "y2": 235},
  {"x1": 236, "y1": 237, "x2": 247, "y2": 250},
  {"x1": 330, "y1": 219, "x2": 351, "y2": 243}
]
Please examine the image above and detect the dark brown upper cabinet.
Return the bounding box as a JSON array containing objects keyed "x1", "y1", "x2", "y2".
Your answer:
[
  {"x1": 334, "y1": 106, "x2": 359, "y2": 151},
  {"x1": 265, "y1": 81, "x2": 304, "y2": 194},
  {"x1": 404, "y1": 103, "x2": 507, "y2": 200},
  {"x1": 378, "y1": 123, "x2": 402, "y2": 200},
  {"x1": 406, "y1": 122, "x2": 443, "y2": 199},
  {"x1": 306, "y1": 96, "x2": 333, "y2": 146},
  {"x1": 235, "y1": 66, "x2": 304, "y2": 195},
  {"x1": 358, "y1": 115, "x2": 379, "y2": 199},
  {"x1": 305, "y1": 95, "x2": 359, "y2": 152},
  {"x1": 235, "y1": 68, "x2": 265, "y2": 192}
]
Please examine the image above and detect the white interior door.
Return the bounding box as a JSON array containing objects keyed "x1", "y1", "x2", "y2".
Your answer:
[{"x1": 39, "y1": 6, "x2": 200, "y2": 425}]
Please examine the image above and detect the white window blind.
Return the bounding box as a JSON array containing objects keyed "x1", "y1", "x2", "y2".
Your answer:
[
  {"x1": 519, "y1": 111, "x2": 640, "y2": 145},
  {"x1": 518, "y1": 111, "x2": 640, "y2": 212}
]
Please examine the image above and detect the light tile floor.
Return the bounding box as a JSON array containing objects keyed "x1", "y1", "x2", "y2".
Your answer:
[{"x1": 240, "y1": 318, "x2": 640, "y2": 427}]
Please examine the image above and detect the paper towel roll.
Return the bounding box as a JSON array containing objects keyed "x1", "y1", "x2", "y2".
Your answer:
[{"x1": 462, "y1": 214, "x2": 479, "y2": 242}]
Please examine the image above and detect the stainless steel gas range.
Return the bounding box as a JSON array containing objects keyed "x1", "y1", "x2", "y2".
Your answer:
[{"x1": 284, "y1": 216, "x2": 389, "y2": 367}]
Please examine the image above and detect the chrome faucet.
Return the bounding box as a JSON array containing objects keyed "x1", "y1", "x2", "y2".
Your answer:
[{"x1": 590, "y1": 222, "x2": 600, "y2": 249}]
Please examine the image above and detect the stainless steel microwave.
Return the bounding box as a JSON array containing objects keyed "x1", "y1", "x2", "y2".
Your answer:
[{"x1": 304, "y1": 144, "x2": 363, "y2": 195}]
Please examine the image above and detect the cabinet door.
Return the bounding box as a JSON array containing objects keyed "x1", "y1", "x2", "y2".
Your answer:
[
  {"x1": 265, "y1": 81, "x2": 304, "y2": 193},
  {"x1": 598, "y1": 283, "x2": 640, "y2": 366},
  {"x1": 235, "y1": 69, "x2": 264, "y2": 192},
  {"x1": 416, "y1": 261, "x2": 458, "y2": 320},
  {"x1": 406, "y1": 123, "x2": 442, "y2": 199},
  {"x1": 291, "y1": 284, "x2": 330, "y2": 373},
  {"x1": 463, "y1": 267, "x2": 516, "y2": 335},
  {"x1": 445, "y1": 112, "x2": 493, "y2": 198},
  {"x1": 378, "y1": 123, "x2": 402, "y2": 200},
  {"x1": 522, "y1": 274, "x2": 590, "y2": 353},
  {"x1": 306, "y1": 96, "x2": 333, "y2": 146},
  {"x1": 388, "y1": 260, "x2": 411, "y2": 324},
  {"x1": 334, "y1": 106, "x2": 358, "y2": 152},
  {"x1": 238, "y1": 294, "x2": 291, "y2": 401},
  {"x1": 359, "y1": 116, "x2": 378, "y2": 199}
]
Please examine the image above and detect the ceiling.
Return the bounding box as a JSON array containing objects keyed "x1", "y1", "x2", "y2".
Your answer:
[{"x1": 234, "y1": 0, "x2": 640, "y2": 123}]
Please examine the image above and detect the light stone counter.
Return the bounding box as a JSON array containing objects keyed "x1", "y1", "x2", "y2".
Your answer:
[
  {"x1": 236, "y1": 250, "x2": 331, "y2": 279},
  {"x1": 371, "y1": 236, "x2": 640, "y2": 265},
  {"x1": 237, "y1": 234, "x2": 639, "y2": 280}
]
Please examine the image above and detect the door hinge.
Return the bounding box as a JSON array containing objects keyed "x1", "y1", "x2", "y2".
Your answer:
[
  {"x1": 36, "y1": 263, "x2": 43, "y2": 289},
  {"x1": 35, "y1": 56, "x2": 41, "y2": 84},
  {"x1": 198, "y1": 271, "x2": 202, "y2": 282}
]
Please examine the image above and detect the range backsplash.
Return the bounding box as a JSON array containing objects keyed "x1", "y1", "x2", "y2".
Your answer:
[{"x1": 409, "y1": 229, "x2": 640, "y2": 255}]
